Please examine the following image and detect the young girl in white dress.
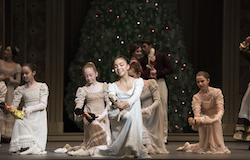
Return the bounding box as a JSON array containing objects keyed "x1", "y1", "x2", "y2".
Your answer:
[
  {"x1": 176, "y1": 71, "x2": 231, "y2": 154},
  {"x1": 9, "y1": 63, "x2": 49, "y2": 155},
  {"x1": 73, "y1": 55, "x2": 149, "y2": 158},
  {"x1": 66, "y1": 62, "x2": 111, "y2": 155}
]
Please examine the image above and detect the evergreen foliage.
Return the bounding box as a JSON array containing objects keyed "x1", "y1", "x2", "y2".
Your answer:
[{"x1": 65, "y1": 0, "x2": 197, "y2": 132}]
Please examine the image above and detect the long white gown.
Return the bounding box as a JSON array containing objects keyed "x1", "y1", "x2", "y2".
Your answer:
[
  {"x1": 88, "y1": 78, "x2": 149, "y2": 158},
  {"x1": 9, "y1": 83, "x2": 48, "y2": 153}
]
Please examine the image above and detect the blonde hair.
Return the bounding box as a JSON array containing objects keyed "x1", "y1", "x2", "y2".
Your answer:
[
  {"x1": 82, "y1": 62, "x2": 97, "y2": 73},
  {"x1": 196, "y1": 71, "x2": 210, "y2": 80}
]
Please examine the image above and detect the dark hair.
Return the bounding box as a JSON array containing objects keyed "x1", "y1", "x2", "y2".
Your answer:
[
  {"x1": 23, "y1": 63, "x2": 37, "y2": 72},
  {"x1": 141, "y1": 37, "x2": 152, "y2": 45},
  {"x1": 129, "y1": 63, "x2": 142, "y2": 75},
  {"x1": 196, "y1": 71, "x2": 210, "y2": 80},
  {"x1": 7, "y1": 45, "x2": 19, "y2": 59},
  {"x1": 113, "y1": 55, "x2": 129, "y2": 66},
  {"x1": 129, "y1": 43, "x2": 141, "y2": 56}
]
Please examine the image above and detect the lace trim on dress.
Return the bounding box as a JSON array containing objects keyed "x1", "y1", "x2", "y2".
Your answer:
[
  {"x1": 9, "y1": 135, "x2": 35, "y2": 152},
  {"x1": 83, "y1": 82, "x2": 107, "y2": 94}
]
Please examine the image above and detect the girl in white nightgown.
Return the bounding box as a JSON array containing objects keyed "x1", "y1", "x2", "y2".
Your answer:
[
  {"x1": 74, "y1": 55, "x2": 149, "y2": 158},
  {"x1": 9, "y1": 63, "x2": 49, "y2": 155},
  {"x1": 177, "y1": 71, "x2": 230, "y2": 154}
]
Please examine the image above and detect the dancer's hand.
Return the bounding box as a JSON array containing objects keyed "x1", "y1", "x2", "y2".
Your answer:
[
  {"x1": 23, "y1": 109, "x2": 31, "y2": 118},
  {"x1": 141, "y1": 108, "x2": 147, "y2": 114},
  {"x1": 150, "y1": 68, "x2": 157, "y2": 79},
  {"x1": 3, "y1": 107, "x2": 9, "y2": 114},
  {"x1": 3, "y1": 74, "x2": 10, "y2": 81},
  {"x1": 188, "y1": 117, "x2": 195, "y2": 126},
  {"x1": 114, "y1": 101, "x2": 128, "y2": 110},
  {"x1": 196, "y1": 119, "x2": 203, "y2": 125},
  {"x1": 77, "y1": 114, "x2": 84, "y2": 118},
  {"x1": 150, "y1": 55, "x2": 156, "y2": 62}
]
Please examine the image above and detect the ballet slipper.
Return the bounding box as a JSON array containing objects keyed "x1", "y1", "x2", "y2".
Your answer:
[
  {"x1": 67, "y1": 149, "x2": 83, "y2": 156},
  {"x1": 54, "y1": 147, "x2": 68, "y2": 153},
  {"x1": 76, "y1": 149, "x2": 89, "y2": 156},
  {"x1": 176, "y1": 142, "x2": 190, "y2": 151},
  {"x1": 67, "y1": 149, "x2": 89, "y2": 156},
  {"x1": 63, "y1": 143, "x2": 71, "y2": 149},
  {"x1": 9, "y1": 151, "x2": 20, "y2": 155},
  {"x1": 20, "y1": 144, "x2": 39, "y2": 155},
  {"x1": 79, "y1": 146, "x2": 86, "y2": 150},
  {"x1": 67, "y1": 150, "x2": 75, "y2": 156},
  {"x1": 146, "y1": 144, "x2": 155, "y2": 154}
]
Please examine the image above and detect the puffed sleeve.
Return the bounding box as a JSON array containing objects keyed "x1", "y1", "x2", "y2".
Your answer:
[
  {"x1": 143, "y1": 79, "x2": 161, "y2": 115},
  {"x1": 214, "y1": 88, "x2": 224, "y2": 119},
  {"x1": 127, "y1": 78, "x2": 144, "y2": 107},
  {"x1": 25, "y1": 83, "x2": 49, "y2": 113},
  {"x1": 108, "y1": 82, "x2": 116, "y2": 96},
  {"x1": 74, "y1": 87, "x2": 86, "y2": 109},
  {"x1": 191, "y1": 93, "x2": 202, "y2": 119},
  {"x1": 11, "y1": 86, "x2": 24, "y2": 109},
  {"x1": 0, "y1": 81, "x2": 7, "y2": 103}
]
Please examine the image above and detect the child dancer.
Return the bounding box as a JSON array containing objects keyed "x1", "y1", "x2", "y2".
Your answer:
[
  {"x1": 176, "y1": 71, "x2": 231, "y2": 154},
  {"x1": 65, "y1": 62, "x2": 111, "y2": 155},
  {"x1": 73, "y1": 55, "x2": 149, "y2": 158},
  {"x1": 9, "y1": 63, "x2": 49, "y2": 155},
  {"x1": 128, "y1": 63, "x2": 169, "y2": 154},
  {"x1": 233, "y1": 36, "x2": 250, "y2": 147},
  {"x1": 0, "y1": 80, "x2": 7, "y2": 145},
  {"x1": 0, "y1": 45, "x2": 21, "y2": 142}
]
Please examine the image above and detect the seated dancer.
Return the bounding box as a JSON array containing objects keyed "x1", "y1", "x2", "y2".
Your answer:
[
  {"x1": 128, "y1": 63, "x2": 169, "y2": 154},
  {"x1": 9, "y1": 63, "x2": 49, "y2": 155},
  {"x1": 176, "y1": 71, "x2": 231, "y2": 154},
  {"x1": 233, "y1": 36, "x2": 250, "y2": 148},
  {"x1": 0, "y1": 80, "x2": 7, "y2": 145},
  {"x1": 55, "y1": 62, "x2": 111, "y2": 155},
  {"x1": 71, "y1": 55, "x2": 150, "y2": 158}
]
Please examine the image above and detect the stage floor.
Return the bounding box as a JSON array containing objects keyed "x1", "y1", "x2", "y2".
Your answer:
[{"x1": 0, "y1": 141, "x2": 249, "y2": 159}]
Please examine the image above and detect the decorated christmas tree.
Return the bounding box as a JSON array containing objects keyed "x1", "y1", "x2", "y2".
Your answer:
[{"x1": 65, "y1": 0, "x2": 197, "y2": 132}]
